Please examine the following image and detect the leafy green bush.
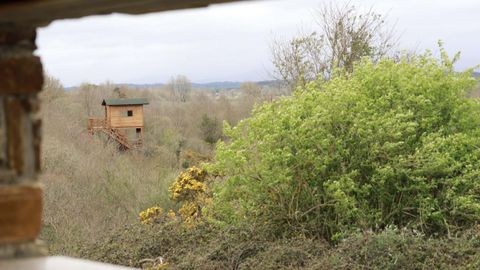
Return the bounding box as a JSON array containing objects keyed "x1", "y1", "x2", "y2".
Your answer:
[
  {"x1": 199, "y1": 114, "x2": 223, "y2": 145},
  {"x1": 210, "y1": 48, "x2": 480, "y2": 240}
]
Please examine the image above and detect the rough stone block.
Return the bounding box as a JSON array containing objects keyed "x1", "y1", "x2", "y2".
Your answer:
[
  {"x1": 0, "y1": 56, "x2": 43, "y2": 95},
  {"x1": 0, "y1": 169, "x2": 16, "y2": 185},
  {"x1": 32, "y1": 119, "x2": 41, "y2": 172},
  {"x1": 3, "y1": 97, "x2": 38, "y2": 178},
  {"x1": 4, "y1": 98, "x2": 24, "y2": 175},
  {"x1": 0, "y1": 97, "x2": 5, "y2": 168},
  {"x1": 0, "y1": 23, "x2": 36, "y2": 47},
  {"x1": 0, "y1": 185, "x2": 42, "y2": 243}
]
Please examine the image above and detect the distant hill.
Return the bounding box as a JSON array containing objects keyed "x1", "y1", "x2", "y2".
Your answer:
[
  {"x1": 193, "y1": 81, "x2": 241, "y2": 89},
  {"x1": 192, "y1": 80, "x2": 280, "y2": 89},
  {"x1": 134, "y1": 80, "x2": 279, "y2": 90},
  {"x1": 66, "y1": 80, "x2": 280, "y2": 91}
]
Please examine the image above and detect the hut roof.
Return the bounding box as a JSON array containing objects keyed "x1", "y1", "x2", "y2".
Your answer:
[{"x1": 102, "y1": 98, "x2": 149, "y2": 106}]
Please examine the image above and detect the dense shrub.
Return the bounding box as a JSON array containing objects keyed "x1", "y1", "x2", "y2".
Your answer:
[
  {"x1": 211, "y1": 49, "x2": 480, "y2": 240},
  {"x1": 313, "y1": 226, "x2": 480, "y2": 269},
  {"x1": 82, "y1": 222, "x2": 270, "y2": 269},
  {"x1": 199, "y1": 114, "x2": 223, "y2": 145},
  {"x1": 83, "y1": 222, "x2": 480, "y2": 269}
]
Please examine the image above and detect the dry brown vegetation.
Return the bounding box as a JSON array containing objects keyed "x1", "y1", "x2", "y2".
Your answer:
[
  {"x1": 39, "y1": 75, "x2": 282, "y2": 255},
  {"x1": 83, "y1": 222, "x2": 480, "y2": 269},
  {"x1": 469, "y1": 84, "x2": 480, "y2": 98}
]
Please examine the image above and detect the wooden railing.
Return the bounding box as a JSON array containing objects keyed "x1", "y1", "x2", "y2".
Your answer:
[
  {"x1": 87, "y1": 118, "x2": 143, "y2": 150},
  {"x1": 87, "y1": 118, "x2": 106, "y2": 131}
]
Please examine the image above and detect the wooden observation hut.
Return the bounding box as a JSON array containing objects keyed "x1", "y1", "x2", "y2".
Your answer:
[{"x1": 87, "y1": 98, "x2": 149, "y2": 150}]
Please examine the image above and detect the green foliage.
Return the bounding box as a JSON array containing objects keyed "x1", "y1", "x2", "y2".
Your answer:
[
  {"x1": 199, "y1": 114, "x2": 223, "y2": 145},
  {"x1": 211, "y1": 49, "x2": 480, "y2": 240}
]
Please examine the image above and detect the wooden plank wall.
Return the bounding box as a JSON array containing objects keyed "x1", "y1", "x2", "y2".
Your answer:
[{"x1": 106, "y1": 105, "x2": 144, "y2": 128}]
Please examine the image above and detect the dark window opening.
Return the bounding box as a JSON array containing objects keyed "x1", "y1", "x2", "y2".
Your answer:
[
  {"x1": 136, "y1": 128, "x2": 141, "y2": 133},
  {"x1": 127, "y1": 110, "x2": 133, "y2": 117}
]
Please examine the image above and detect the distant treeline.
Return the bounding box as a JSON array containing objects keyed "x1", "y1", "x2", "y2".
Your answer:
[{"x1": 65, "y1": 80, "x2": 281, "y2": 91}]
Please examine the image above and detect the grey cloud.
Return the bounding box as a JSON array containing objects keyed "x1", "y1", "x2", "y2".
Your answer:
[{"x1": 37, "y1": 0, "x2": 480, "y2": 87}]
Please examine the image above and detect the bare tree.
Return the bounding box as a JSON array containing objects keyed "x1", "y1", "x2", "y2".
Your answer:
[
  {"x1": 272, "y1": 32, "x2": 326, "y2": 90},
  {"x1": 319, "y1": 3, "x2": 396, "y2": 72},
  {"x1": 113, "y1": 87, "x2": 127, "y2": 98},
  {"x1": 78, "y1": 83, "x2": 97, "y2": 117},
  {"x1": 41, "y1": 75, "x2": 65, "y2": 104},
  {"x1": 271, "y1": 2, "x2": 397, "y2": 91},
  {"x1": 240, "y1": 82, "x2": 263, "y2": 102},
  {"x1": 166, "y1": 75, "x2": 192, "y2": 102}
]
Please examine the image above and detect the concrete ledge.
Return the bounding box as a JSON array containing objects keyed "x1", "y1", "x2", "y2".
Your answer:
[{"x1": 0, "y1": 256, "x2": 137, "y2": 270}]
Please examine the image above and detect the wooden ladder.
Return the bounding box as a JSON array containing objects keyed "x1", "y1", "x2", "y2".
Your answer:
[{"x1": 101, "y1": 128, "x2": 133, "y2": 150}]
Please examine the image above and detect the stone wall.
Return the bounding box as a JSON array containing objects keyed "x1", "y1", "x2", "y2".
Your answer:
[{"x1": 0, "y1": 22, "x2": 46, "y2": 258}]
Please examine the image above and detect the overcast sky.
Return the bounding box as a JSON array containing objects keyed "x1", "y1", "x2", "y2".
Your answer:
[{"x1": 37, "y1": 0, "x2": 480, "y2": 87}]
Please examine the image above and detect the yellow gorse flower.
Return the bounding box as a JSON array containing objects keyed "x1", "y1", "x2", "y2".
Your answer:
[
  {"x1": 169, "y1": 166, "x2": 207, "y2": 202},
  {"x1": 139, "y1": 166, "x2": 211, "y2": 227},
  {"x1": 166, "y1": 209, "x2": 177, "y2": 221},
  {"x1": 139, "y1": 206, "x2": 163, "y2": 225}
]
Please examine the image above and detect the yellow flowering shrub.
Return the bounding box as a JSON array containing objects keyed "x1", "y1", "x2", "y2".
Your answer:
[
  {"x1": 139, "y1": 206, "x2": 163, "y2": 225},
  {"x1": 169, "y1": 166, "x2": 207, "y2": 201},
  {"x1": 139, "y1": 166, "x2": 211, "y2": 227},
  {"x1": 178, "y1": 201, "x2": 199, "y2": 225},
  {"x1": 170, "y1": 166, "x2": 212, "y2": 226},
  {"x1": 166, "y1": 209, "x2": 177, "y2": 221}
]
